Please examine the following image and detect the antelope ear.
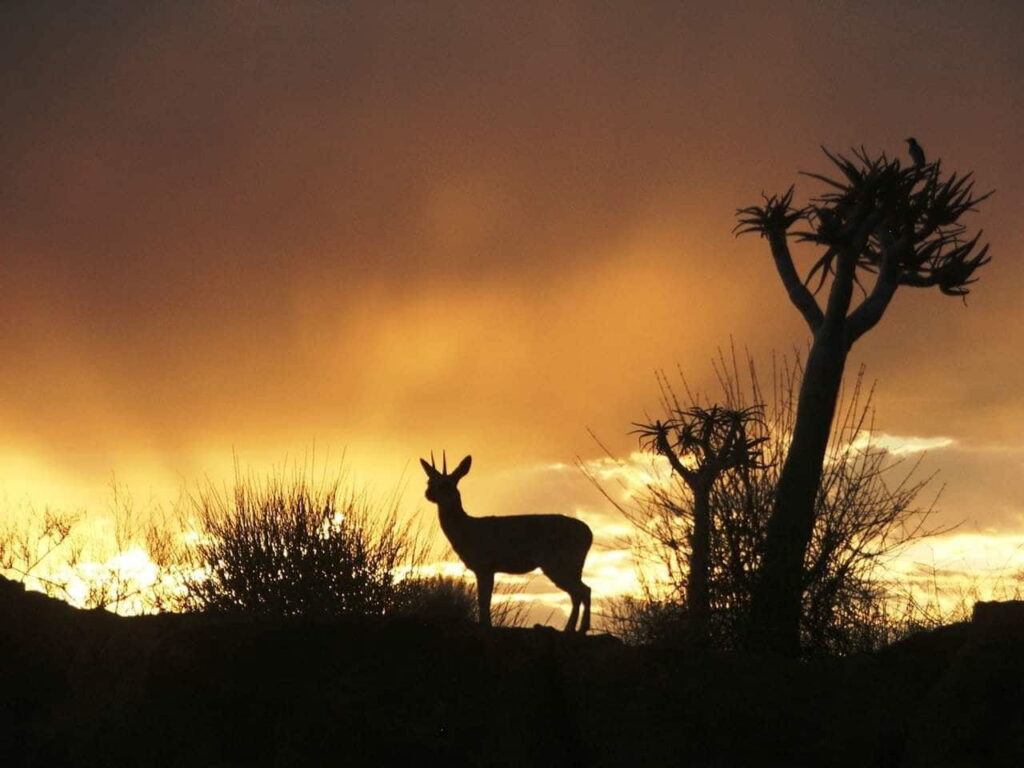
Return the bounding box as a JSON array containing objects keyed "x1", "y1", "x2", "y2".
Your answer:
[
  {"x1": 452, "y1": 455, "x2": 472, "y2": 480},
  {"x1": 419, "y1": 458, "x2": 436, "y2": 477}
]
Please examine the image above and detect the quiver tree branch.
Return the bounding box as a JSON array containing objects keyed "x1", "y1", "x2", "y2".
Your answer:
[{"x1": 736, "y1": 188, "x2": 824, "y2": 332}]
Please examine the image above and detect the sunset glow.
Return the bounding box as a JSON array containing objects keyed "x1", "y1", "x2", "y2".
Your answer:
[{"x1": 2, "y1": 2, "x2": 1022, "y2": 633}]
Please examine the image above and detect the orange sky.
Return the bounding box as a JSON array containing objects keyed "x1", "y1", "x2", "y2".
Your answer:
[{"x1": 2, "y1": 2, "x2": 1023, "y2": 617}]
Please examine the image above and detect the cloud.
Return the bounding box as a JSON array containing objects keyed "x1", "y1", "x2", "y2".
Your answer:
[
  {"x1": 848, "y1": 431, "x2": 956, "y2": 456},
  {"x1": 903, "y1": 444, "x2": 1024, "y2": 531}
]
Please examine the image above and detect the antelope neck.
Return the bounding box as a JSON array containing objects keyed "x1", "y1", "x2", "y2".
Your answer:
[
  {"x1": 438, "y1": 489, "x2": 473, "y2": 536},
  {"x1": 437, "y1": 491, "x2": 469, "y2": 524}
]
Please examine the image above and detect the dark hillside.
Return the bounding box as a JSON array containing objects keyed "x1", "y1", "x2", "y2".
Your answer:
[{"x1": 2, "y1": 576, "x2": 1020, "y2": 767}]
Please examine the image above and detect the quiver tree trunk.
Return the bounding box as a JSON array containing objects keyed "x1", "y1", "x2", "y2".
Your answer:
[
  {"x1": 688, "y1": 487, "x2": 713, "y2": 643},
  {"x1": 745, "y1": 328, "x2": 848, "y2": 655}
]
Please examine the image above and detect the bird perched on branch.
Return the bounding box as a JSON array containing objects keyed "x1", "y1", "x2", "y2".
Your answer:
[{"x1": 905, "y1": 137, "x2": 926, "y2": 167}]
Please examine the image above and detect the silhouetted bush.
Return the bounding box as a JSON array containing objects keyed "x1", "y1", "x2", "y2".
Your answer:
[
  {"x1": 603, "y1": 594, "x2": 689, "y2": 647},
  {"x1": 393, "y1": 574, "x2": 478, "y2": 621},
  {"x1": 0, "y1": 490, "x2": 181, "y2": 614},
  {"x1": 182, "y1": 469, "x2": 424, "y2": 618},
  {"x1": 0, "y1": 506, "x2": 80, "y2": 599},
  {"x1": 391, "y1": 572, "x2": 533, "y2": 627}
]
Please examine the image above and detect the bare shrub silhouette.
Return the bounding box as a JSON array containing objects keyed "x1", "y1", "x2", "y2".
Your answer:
[
  {"x1": 596, "y1": 350, "x2": 947, "y2": 655},
  {"x1": 1, "y1": 506, "x2": 81, "y2": 598},
  {"x1": 735, "y1": 144, "x2": 992, "y2": 655},
  {"x1": 0, "y1": 487, "x2": 183, "y2": 614},
  {"x1": 393, "y1": 572, "x2": 531, "y2": 627},
  {"x1": 182, "y1": 467, "x2": 425, "y2": 618},
  {"x1": 394, "y1": 573, "x2": 477, "y2": 621}
]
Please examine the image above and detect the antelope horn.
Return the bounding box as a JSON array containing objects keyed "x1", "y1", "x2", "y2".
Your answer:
[
  {"x1": 443, "y1": 450, "x2": 447, "y2": 474},
  {"x1": 430, "y1": 450, "x2": 436, "y2": 469}
]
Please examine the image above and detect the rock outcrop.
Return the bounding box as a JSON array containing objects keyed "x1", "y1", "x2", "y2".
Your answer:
[{"x1": 2, "y1": 576, "x2": 1022, "y2": 767}]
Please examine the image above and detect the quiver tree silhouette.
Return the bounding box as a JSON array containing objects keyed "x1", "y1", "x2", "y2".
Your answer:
[
  {"x1": 633, "y1": 404, "x2": 768, "y2": 644},
  {"x1": 735, "y1": 145, "x2": 992, "y2": 656}
]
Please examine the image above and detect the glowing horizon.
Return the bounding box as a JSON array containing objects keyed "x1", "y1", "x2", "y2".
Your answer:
[{"x1": 5, "y1": 442, "x2": 1021, "y2": 632}]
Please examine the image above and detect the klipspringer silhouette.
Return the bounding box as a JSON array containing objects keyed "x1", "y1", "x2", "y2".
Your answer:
[{"x1": 420, "y1": 453, "x2": 593, "y2": 633}]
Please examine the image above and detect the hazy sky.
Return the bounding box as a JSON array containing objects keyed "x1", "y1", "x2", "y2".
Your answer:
[{"x1": 2, "y1": 2, "x2": 1022, "y2": 609}]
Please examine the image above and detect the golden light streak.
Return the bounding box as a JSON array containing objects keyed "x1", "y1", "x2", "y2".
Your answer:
[
  {"x1": 4, "y1": 454, "x2": 1022, "y2": 634},
  {"x1": 847, "y1": 432, "x2": 956, "y2": 456}
]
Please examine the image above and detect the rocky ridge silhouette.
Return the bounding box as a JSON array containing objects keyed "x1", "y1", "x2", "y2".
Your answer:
[{"x1": 2, "y1": 576, "x2": 1022, "y2": 767}]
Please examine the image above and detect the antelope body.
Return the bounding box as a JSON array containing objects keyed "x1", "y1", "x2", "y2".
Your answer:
[{"x1": 420, "y1": 454, "x2": 592, "y2": 633}]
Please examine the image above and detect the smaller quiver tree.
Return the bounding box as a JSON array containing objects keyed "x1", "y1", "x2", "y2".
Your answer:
[{"x1": 633, "y1": 404, "x2": 768, "y2": 644}]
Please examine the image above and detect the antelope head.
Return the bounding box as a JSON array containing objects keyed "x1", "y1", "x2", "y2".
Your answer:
[{"x1": 419, "y1": 451, "x2": 472, "y2": 504}]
